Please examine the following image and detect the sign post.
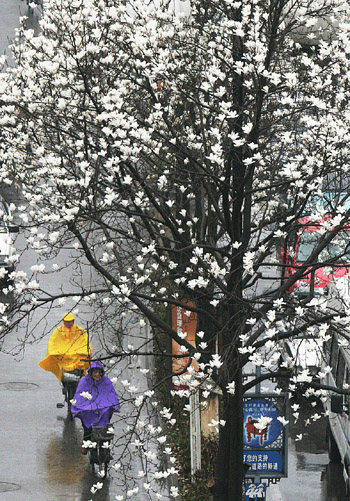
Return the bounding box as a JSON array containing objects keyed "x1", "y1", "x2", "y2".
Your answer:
[
  {"x1": 189, "y1": 389, "x2": 201, "y2": 477},
  {"x1": 243, "y1": 393, "x2": 289, "y2": 500},
  {"x1": 172, "y1": 304, "x2": 201, "y2": 478}
]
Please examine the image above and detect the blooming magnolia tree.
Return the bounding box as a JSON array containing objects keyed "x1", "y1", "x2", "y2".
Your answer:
[{"x1": 1, "y1": 0, "x2": 350, "y2": 498}]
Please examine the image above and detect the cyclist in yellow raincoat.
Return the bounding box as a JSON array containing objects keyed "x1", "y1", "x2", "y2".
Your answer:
[{"x1": 38, "y1": 313, "x2": 92, "y2": 381}]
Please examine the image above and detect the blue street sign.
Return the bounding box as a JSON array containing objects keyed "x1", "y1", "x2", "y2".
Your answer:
[
  {"x1": 245, "y1": 482, "x2": 266, "y2": 500},
  {"x1": 243, "y1": 399, "x2": 282, "y2": 447},
  {"x1": 243, "y1": 450, "x2": 283, "y2": 473}
]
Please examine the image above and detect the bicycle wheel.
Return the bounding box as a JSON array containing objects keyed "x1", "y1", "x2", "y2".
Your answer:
[
  {"x1": 66, "y1": 384, "x2": 76, "y2": 420},
  {"x1": 88, "y1": 445, "x2": 97, "y2": 474},
  {"x1": 98, "y1": 462, "x2": 108, "y2": 479},
  {"x1": 99, "y1": 445, "x2": 111, "y2": 478},
  {"x1": 97, "y1": 453, "x2": 109, "y2": 478},
  {"x1": 103, "y1": 456, "x2": 110, "y2": 478}
]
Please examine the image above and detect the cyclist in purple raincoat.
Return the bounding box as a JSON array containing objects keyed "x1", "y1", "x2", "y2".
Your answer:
[{"x1": 71, "y1": 361, "x2": 120, "y2": 454}]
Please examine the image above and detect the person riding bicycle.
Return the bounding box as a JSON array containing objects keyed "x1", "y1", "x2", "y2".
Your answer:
[
  {"x1": 71, "y1": 361, "x2": 120, "y2": 454},
  {"x1": 38, "y1": 312, "x2": 92, "y2": 381}
]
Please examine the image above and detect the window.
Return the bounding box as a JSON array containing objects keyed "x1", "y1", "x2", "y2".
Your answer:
[{"x1": 296, "y1": 230, "x2": 350, "y2": 264}]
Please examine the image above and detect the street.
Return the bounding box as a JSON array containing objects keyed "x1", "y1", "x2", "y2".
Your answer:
[
  {"x1": 0, "y1": 0, "x2": 23, "y2": 58},
  {"x1": 0, "y1": 185, "x2": 156, "y2": 499},
  {"x1": 270, "y1": 402, "x2": 347, "y2": 501}
]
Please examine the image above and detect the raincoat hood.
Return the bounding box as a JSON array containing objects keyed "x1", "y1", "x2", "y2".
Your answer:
[
  {"x1": 88, "y1": 361, "x2": 105, "y2": 374},
  {"x1": 71, "y1": 362, "x2": 120, "y2": 428},
  {"x1": 63, "y1": 312, "x2": 74, "y2": 322}
]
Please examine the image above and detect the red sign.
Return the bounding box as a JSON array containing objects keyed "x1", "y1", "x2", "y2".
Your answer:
[{"x1": 171, "y1": 303, "x2": 198, "y2": 376}]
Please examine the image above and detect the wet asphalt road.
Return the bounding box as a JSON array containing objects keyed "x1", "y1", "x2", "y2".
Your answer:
[
  {"x1": 269, "y1": 402, "x2": 347, "y2": 501},
  {"x1": 0, "y1": 183, "x2": 115, "y2": 499},
  {"x1": 0, "y1": 186, "x2": 154, "y2": 500},
  {"x1": 0, "y1": 0, "x2": 23, "y2": 57}
]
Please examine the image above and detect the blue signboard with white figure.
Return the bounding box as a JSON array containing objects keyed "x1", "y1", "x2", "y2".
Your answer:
[
  {"x1": 245, "y1": 482, "x2": 266, "y2": 500},
  {"x1": 243, "y1": 399, "x2": 282, "y2": 448},
  {"x1": 243, "y1": 395, "x2": 288, "y2": 479}
]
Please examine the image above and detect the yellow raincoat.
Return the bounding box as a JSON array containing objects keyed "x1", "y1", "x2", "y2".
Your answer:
[{"x1": 38, "y1": 324, "x2": 92, "y2": 381}]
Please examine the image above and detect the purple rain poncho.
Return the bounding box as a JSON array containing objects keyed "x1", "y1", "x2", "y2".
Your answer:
[{"x1": 71, "y1": 361, "x2": 120, "y2": 429}]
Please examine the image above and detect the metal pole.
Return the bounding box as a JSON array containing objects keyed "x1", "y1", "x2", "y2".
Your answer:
[{"x1": 190, "y1": 389, "x2": 201, "y2": 478}]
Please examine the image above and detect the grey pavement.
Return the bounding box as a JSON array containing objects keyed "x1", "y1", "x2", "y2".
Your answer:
[{"x1": 0, "y1": 0, "x2": 22, "y2": 58}]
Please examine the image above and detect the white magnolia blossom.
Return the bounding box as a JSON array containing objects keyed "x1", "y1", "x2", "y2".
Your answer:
[
  {"x1": 80, "y1": 391, "x2": 92, "y2": 400},
  {"x1": 208, "y1": 419, "x2": 226, "y2": 432},
  {"x1": 254, "y1": 416, "x2": 273, "y2": 431},
  {"x1": 209, "y1": 354, "x2": 223, "y2": 368},
  {"x1": 277, "y1": 416, "x2": 289, "y2": 427},
  {"x1": 90, "y1": 482, "x2": 103, "y2": 494},
  {"x1": 226, "y1": 381, "x2": 236, "y2": 395},
  {"x1": 83, "y1": 440, "x2": 97, "y2": 449}
]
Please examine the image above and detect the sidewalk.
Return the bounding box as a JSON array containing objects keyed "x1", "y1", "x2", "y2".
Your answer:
[{"x1": 268, "y1": 483, "x2": 283, "y2": 501}]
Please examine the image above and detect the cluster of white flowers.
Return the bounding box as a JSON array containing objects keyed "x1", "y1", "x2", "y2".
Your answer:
[
  {"x1": 80, "y1": 391, "x2": 93, "y2": 400},
  {"x1": 1, "y1": 0, "x2": 350, "y2": 498}
]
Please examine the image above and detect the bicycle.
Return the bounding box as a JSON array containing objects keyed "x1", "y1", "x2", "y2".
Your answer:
[
  {"x1": 87, "y1": 425, "x2": 114, "y2": 478},
  {"x1": 57, "y1": 369, "x2": 83, "y2": 419}
]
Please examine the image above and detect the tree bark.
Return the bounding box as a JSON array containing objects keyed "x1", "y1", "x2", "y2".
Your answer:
[{"x1": 211, "y1": 370, "x2": 244, "y2": 501}]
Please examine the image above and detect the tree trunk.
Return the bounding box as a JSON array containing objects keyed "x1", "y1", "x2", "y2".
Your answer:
[{"x1": 210, "y1": 370, "x2": 244, "y2": 501}]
